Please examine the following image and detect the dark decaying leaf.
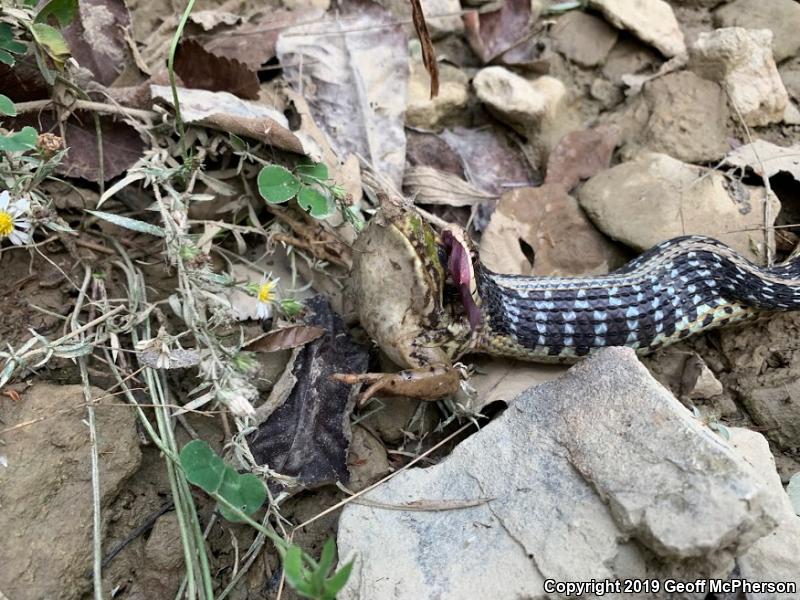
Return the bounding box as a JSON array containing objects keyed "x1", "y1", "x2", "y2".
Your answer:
[
  {"x1": 0, "y1": 56, "x2": 50, "y2": 103},
  {"x1": 174, "y1": 39, "x2": 260, "y2": 100},
  {"x1": 245, "y1": 325, "x2": 326, "y2": 353},
  {"x1": 62, "y1": 0, "x2": 133, "y2": 86},
  {"x1": 408, "y1": 0, "x2": 438, "y2": 99},
  {"x1": 247, "y1": 296, "x2": 368, "y2": 490},
  {"x1": 14, "y1": 110, "x2": 144, "y2": 182},
  {"x1": 463, "y1": 0, "x2": 533, "y2": 64}
]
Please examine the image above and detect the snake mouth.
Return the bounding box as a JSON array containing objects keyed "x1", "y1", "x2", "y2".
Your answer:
[{"x1": 441, "y1": 228, "x2": 482, "y2": 330}]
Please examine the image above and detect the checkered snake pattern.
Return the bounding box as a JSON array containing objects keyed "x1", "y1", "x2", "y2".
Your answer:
[{"x1": 473, "y1": 235, "x2": 800, "y2": 362}]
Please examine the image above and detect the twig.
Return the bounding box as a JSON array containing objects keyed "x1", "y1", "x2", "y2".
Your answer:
[
  {"x1": 12, "y1": 99, "x2": 156, "y2": 122},
  {"x1": 292, "y1": 421, "x2": 476, "y2": 532}
]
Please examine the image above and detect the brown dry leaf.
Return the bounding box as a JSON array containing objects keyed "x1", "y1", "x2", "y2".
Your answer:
[
  {"x1": 188, "y1": 10, "x2": 242, "y2": 32},
  {"x1": 480, "y1": 185, "x2": 627, "y2": 277},
  {"x1": 404, "y1": 166, "x2": 496, "y2": 207},
  {"x1": 463, "y1": 0, "x2": 533, "y2": 64},
  {"x1": 276, "y1": 1, "x2": 408, "y2": 188},
  {"x1": 150, "y1": 85, "x2": 306, "y2": 154},
  {"x1": 201, "y1": 9, "x2": 322, "y2": 70},
  {"x1": 0, "y1": 57, "x2": 50, "y2": 103},
  {"x1": 723, "y1": 140, "x2": 800, "y2": 182},
  {"x1": 544, "y1": 125, "x2": 620, "y2": 192},
  {"x1": 440, "y1": 126, "x2": 539, "y2": 195},
  {"x1": 15, "y1": 111, "x2": 144, "y2": 182},
  {"x1": 174, "y1": 39, "x2": 259, "y2": 100},
  {"x1": 245, "y1": 326, "x2": 326, "y2": 353},
  {"x1": 63, "y1": 0, "x2": 134, "y2": 86}
]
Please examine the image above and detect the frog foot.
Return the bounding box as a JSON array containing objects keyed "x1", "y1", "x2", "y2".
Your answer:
[{"x1": 332, "y1": 364, "x2": 462, "y2": 407}]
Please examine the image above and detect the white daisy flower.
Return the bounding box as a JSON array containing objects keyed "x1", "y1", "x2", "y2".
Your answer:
[
  {"x1": 0, "y1": 190, "x2": 31, "y2": 246},
  {"x1": 255, "y1": 274, "x2": 279, "y2": 320}
]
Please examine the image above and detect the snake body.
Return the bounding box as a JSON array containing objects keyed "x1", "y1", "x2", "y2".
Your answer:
[
  {"x1": 353, "y1": 214, "x2": 800, "y2": 368},
  {"x1": 470, "y1": 235, "x2": 800, "y2": 362}
]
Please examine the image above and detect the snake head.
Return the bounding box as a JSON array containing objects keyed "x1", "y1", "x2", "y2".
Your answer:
[{"x1": 441, "y1": 226, "x2": 482, "y2": 330}]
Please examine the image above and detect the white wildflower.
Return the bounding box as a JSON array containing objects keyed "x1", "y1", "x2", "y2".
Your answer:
[{"x1": 0, "y1": 190, "x2": 31, "y2": 246}]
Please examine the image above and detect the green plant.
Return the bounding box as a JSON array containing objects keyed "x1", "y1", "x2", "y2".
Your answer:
[
  {"x1": 180, "y1": 439, "x2": 267, "y2": 522},
  {"x1": 180, "y1": 440, "x2": 353, "y2": 598},
  {"x1": 283, "y1": 538, "x2": 353, "y2": 600},
  {"x1": 257, "y1": 161, "x2": 346, "y2": 220}
]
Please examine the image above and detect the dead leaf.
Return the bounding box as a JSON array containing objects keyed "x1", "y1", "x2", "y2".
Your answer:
[
  {"x1": 201, "y1": 9, "x2": 322, "y2": 70},
  {"x1": 63, "y1": 0, "x2": 134, "y2": 86},
  {"x1": 404, "y1": 166, "x2": 496, "y2": 206},
  {"x1": 480, "y1": 185, "x2": 627, "y2": 276},
  {"x1": 14, "y1": 110, "x2": 145, "y2": 182},
  {"x1": 245, "y1": 325, "x2": 326, "y2": 353},
  {"x1": 246, "y1": 296, "x2": 368, "y2": 490},
  {"x1": 723, "y1": 140, "x2": 800, "y2": 182},
  {"x1": 150, "y1": 85, "x2": 306, "y2": 154},
  {"x1": 188, "y1": 10, "x2": 241, "y2": 32},
  {"x1": 439, "y1": 126, "x2": 539, "y2": 196},
  {"x1": 463, "y1": 0, "x2": 533, "y2": 64},
  {"x1": 276, "y1": 1, "x2": 408, "y2": 188},
  {"x1": 0, "y1": 57, "x2": 50, "y2": 103},
  {"x1": 174, "y1": 39, "x2": 259, "y2": 100},
  {"x1": 544, "y1": 125, "x2": 620, "y2": 191}
]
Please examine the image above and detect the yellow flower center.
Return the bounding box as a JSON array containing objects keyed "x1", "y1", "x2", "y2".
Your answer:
[
  {"x1": 257, "y1": 281, "x2": 276, "y2": 303},
  {"x1": 0, "y1": 211, "x2": 13, "y2": 237}
]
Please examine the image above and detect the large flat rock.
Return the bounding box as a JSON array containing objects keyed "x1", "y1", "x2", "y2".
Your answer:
[{"x1": 338, "y1": 348, "x2": 780, "y2": 599}]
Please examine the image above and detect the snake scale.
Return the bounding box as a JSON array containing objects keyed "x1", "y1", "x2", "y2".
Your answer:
[{"x1": 352, "y1": 213, "x2": 800, "y2": 370}]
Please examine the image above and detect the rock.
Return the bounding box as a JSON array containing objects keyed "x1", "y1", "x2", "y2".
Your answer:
[
  {"x1": 729, "y1": 428, "x2": 800, "y2": 597},
  {"x1": 406, "y1": 62, "x2": 469, "y2": 130},
  {"x1": 473, "y1": 67, "x2": 566, "y2": 136},
  {"x1": 129, "y1": 514, "x2": 185, "y2": 599},
  {"x1": 682, "y1": 353, "x2": 724, "y2": 400},
  {"x1": 603, "y1": 36, "x2": 660, "y2": 84},
  {"x1": 590, "y1": 77, "x2": 623, "y2": 109},
  {"x1": 578, "y1": 152, "x2": 779, "y2": 264},
  {"x1": 337, "y1": 348, "x2": 780, "y2": 599},
  {"x1": 347, "y1": 425, "x2": 391, "y2": 492},
  {"x1": 282, "y1": 0, "x2": 330, "y2": 9},
  {"x1": 713, "y1": 0, "x2": 800, "y2": 63},
  {"x1": 473, "y1": 68, "x2": 577, "y2": 162},
  {"x1": 691, "y1": 28, "x2": 789, "y2": 127},
  {"x1": 633, "y1": 70, "x2": 730, "y2": 163},
  {"x1": 551, "y1": 11, "x2": 619, "y2": 67},
  {"x1": 480, "y1": 185, "x2": 627, "y2": 277},
  {"x1": 588, "y1": 0, "x2": 686, "y2": 58},
  {"x1": 361, "y1": 395, "x2": 439, "y2": 445},
  {"x1": 0, "y1": 384, "x2": 142, "y2": 600},
  {"x1": 714, "y1": 312, "x2": 800, "y2": 452},
  {"x1": 780, "y1": 59, "x2": 800, "y2": 102}
]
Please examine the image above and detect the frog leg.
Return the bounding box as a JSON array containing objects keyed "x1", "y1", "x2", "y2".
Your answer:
[{"x1": 332, "y1": 364, "x2": 462, "y2": 407}]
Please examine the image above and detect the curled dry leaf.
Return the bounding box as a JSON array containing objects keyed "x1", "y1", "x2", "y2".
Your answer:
[
  {"x1": 404, "y1": 165, "x2": 496, "y2": 207},
  {"x1": 722, "y1": 139, "x2": 800, "y2": 182},
  {"x1": 150, "y1": 85, "x2": 306, "y2": 154},
  {"x1": 245, "y1": 325, "x2": 326, "y2": 353}
]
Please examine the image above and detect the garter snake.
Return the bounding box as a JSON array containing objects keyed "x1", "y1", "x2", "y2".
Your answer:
[{"x1": 352, "y1": 212, "x2": 800, "y2": 369}]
